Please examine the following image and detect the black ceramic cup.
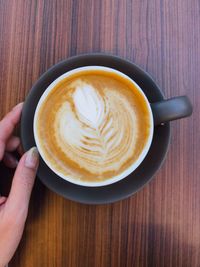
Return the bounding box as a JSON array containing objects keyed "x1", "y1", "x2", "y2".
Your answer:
[
  {"x1": 151, "y1": 96, "x2": 192, "y2": 125},
  {"x1": 21, "y1": 53, "x2": 193, "y2": 204}
]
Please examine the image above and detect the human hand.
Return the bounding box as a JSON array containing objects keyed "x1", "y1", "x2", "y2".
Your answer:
[{"x1": 0, "y1": 103, "x2": 39, "y2": 267}]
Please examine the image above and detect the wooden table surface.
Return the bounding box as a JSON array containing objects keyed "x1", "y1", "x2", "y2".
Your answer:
[{"x1": 0, "y1": 0, "x2": 199, "y2": 266}]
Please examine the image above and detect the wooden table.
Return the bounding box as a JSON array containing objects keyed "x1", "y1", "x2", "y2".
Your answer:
[{"x1": 0, "y1": 0, "x2": 199, "y2": 266}]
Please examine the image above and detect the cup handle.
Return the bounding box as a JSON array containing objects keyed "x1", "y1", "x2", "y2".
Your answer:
[{"x1": 150, "y1": 96, "x2": 193, "y2": 126}]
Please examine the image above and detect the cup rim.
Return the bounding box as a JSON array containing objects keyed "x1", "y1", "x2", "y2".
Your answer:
[{"x1": 33, "y1": 66, "x2": 154, "y2": 187}]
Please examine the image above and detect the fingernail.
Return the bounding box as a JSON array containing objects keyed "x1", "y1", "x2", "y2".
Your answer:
[
  {"x1": 25, "y1": 147, "x2": 39, "y2": 169},
  {"x1": 13, "y1": 102, "x2": 24, "y2": 110}
]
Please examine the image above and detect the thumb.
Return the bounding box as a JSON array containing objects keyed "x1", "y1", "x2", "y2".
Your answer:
[{"x1": 6, "y1": 147, "x2": 39, "y2": 216}]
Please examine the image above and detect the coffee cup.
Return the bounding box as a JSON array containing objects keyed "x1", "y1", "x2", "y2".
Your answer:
[{"x1": 33, "y1": 65, "x2": 192, "y2": 187}]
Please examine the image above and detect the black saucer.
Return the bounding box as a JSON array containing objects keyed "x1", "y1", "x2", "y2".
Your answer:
[{"x1": 21, "y1": 54, "x2": 170, "y2": 204}]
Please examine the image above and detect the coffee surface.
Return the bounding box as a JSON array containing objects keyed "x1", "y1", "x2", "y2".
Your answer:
[{"x1": 35, "y1": 69, "x2": 151, "y2": 183}]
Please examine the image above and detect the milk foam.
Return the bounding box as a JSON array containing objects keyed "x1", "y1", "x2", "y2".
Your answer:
[
  {"x1": 73, "y1": 81, "x2": 105, "y2": 128},
  {"x1": 53, "y1": 79, "x2": 138, "y2": 175}
]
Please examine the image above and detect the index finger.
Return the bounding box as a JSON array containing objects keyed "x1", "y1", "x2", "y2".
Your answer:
[{"x1": 0, "y1": 102, "x2": 23, "y2": 160}]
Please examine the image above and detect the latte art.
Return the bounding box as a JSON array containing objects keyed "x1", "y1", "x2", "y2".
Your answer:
[
  {"x1": 34, "y1": 68, "x2": 152, "y2": 184},
  {"x1": 55, "y1": 80, "x2": 138, "y2": 175}
]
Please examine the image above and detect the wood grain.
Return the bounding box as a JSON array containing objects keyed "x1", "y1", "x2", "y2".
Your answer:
[{"x1": 0, "y1": 0, "x2": 199, "y2": 266}]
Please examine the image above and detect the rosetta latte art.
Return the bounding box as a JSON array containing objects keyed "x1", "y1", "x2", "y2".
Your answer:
[{"x1": 54, "y1": 80, "x2": 138, "y2": 175}]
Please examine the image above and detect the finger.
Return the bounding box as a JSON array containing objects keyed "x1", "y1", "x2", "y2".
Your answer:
[
  {"x1": 0, "y1": 102, "x2": 23, "y2": 160},
  {"x1": 6, "y1": 147, "x2": 39, "y2": 218},
  {"x1": 0, "y1": 196, "x2": 7, "y2": 205},
  {"x1": 3, "y1": 152, "x2": 18, "y2": 168},
  {"x1": 5, "y1": 136, "x2": 20, "y2": 152}
]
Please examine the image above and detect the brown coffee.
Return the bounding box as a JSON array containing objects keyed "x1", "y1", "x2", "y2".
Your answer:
[{"x1": 34, "y1": 68, "x2": 151, "y2": 183}]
